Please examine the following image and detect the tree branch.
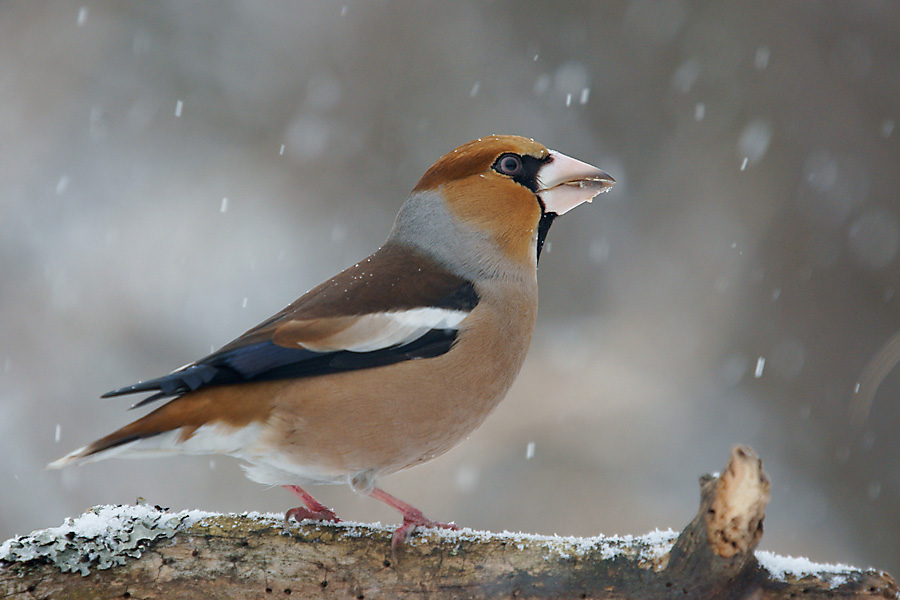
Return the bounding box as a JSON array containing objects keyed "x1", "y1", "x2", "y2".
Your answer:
[{"x1": 2, "y1": 446, "x2": 896, "y2": 599}]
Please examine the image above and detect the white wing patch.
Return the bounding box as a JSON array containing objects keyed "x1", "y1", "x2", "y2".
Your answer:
[{"x1": 297, "y1": 307, "x2": 469, "y2": 353}]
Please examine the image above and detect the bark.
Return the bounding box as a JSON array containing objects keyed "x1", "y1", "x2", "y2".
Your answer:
[{"x1": 2, "y1": 446, "x2": 896, "y2": 599}]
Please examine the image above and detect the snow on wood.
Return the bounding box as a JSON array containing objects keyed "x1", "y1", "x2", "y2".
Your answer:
[{"x1": 2, "y1": 447, "x2": 896, "y2": 599}]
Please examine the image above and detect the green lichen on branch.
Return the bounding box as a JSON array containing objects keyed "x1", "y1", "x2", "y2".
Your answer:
[{"x1": 0, "y1": 504, "x2": 203, "y2": 576}]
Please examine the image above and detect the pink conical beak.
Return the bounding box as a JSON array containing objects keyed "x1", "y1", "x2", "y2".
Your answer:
[{"x1": 537, "y1": 150, "x2": 615, "y2": 215}]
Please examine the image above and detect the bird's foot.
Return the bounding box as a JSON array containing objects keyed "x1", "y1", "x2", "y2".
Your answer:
[
  {"x1": 284, "y1": 505, "x2": 341, "y2": 528},
  {"x1": 366, "y1": 487, "x2": 459, "y2": 558},
  {"x1": 283, "y1": 505, "x2": 341, "y2": 534},
  {"x1": 282, "y1": 484, "x2": 341, "y2": 532},
  {"x1": 390, "y1": 506, "x2": 459, "y2": 553}
]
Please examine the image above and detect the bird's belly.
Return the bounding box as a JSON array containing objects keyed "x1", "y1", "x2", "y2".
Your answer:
[
  {"x1": 260, "y1": 328, "x2": 530, "y2": 480},
  {"x1": 257, "y1": 371, "x2": 502, "y2": 480}
]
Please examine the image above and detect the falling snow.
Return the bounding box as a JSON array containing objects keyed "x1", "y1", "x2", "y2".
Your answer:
[
  {"x1": 738, "y1": 119, "x2": 772, "y2": 164},
  {"x1": 754, "y1": 357, "x2": 765, "y2": 378},
  {"x1": 754, "y1": 45, "x2": 770, "y2": 70},
  {"x1": 672, "y1": 59, "x2": 701, "y2": 93},
  {"x1": 455, "y1": 465, "x2": 479, "y2": 492}
]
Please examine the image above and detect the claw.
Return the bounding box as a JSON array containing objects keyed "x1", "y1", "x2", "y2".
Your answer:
[
  {"x1": 282, "y1": 484, "x2": 341, "y2": 533},
  {"x1": 284, "y1": 505, "x2": 341, "y2": 529},
  {"x1": 366, "y1": 487, "x2": 459, "y2": 559},
  {"x1": 390, "y1": 509, "x2": 459, "y2": 556}
]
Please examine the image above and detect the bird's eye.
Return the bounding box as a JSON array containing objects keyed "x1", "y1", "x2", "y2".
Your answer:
[{"x1": 497, "y1": 154, "x2": 523, "y2": 176}]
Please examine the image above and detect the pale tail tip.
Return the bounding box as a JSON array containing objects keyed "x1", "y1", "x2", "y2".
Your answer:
[{"x1": 46, "y1": 447, "x2": 88, "y2": 470}]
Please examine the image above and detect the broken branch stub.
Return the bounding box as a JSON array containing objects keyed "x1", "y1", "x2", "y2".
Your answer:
[{"x1": 665, "y1": 445, "x2": 773, "y2": 597}]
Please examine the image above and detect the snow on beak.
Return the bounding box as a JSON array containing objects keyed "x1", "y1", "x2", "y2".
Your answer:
[{"x1": 537, "y1": 150, "x2": 615, "y2": 215}]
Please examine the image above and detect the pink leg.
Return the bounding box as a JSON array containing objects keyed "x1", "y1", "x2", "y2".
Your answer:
[
  {"x1": 369, "y1": 487, "x2": 459, "y2": 553},
  {"x1": 282, "y1": 484, "x2": 341, "y2": 529}
]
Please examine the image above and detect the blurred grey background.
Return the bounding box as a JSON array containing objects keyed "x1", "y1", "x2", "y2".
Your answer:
[{"x1": 3, "y1": 0, "x2": 899, "y2": 575}]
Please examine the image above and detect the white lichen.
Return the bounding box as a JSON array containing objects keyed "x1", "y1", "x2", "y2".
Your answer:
[{"x1": 0, "y1": 504, "x2": 214, "y2": 576}]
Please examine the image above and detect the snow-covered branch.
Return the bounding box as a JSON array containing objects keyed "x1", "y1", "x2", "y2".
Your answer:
[{"x1": 2, "y1": 446, "x2": 896, "y2": 599}]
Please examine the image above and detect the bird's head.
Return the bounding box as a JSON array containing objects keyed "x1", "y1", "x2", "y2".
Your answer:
[{"x1": 389, "y1": 135, "x2": 615, "y2": 279}]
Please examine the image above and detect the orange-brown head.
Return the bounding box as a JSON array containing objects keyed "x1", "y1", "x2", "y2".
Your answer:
[{"x1": 394, "y1": 135, "x2": 614, "y2": 280}]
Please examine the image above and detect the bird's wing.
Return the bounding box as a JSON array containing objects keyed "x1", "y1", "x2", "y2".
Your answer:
[{"x1": 103, "y1": 242, "x2": 478, "y2": 407}]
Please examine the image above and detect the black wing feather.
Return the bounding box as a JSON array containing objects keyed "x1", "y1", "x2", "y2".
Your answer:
[{"x1": 103, "y1": 329, "x2": 458, "y2": 407}]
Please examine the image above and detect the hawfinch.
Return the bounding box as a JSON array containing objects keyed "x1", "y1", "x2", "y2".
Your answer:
[{"x1": 50, "y1": 135, "x2": 615, "y2": 551}]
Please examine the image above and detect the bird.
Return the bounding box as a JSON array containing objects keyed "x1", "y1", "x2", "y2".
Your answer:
[{"x1": 49, "y1": 135, "x2": 615, "y2": 552}]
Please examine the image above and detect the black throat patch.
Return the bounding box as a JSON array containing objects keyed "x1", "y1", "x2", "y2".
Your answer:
[{"x1": 536, "y1": 211, "x2": 556, "y2": 262}]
